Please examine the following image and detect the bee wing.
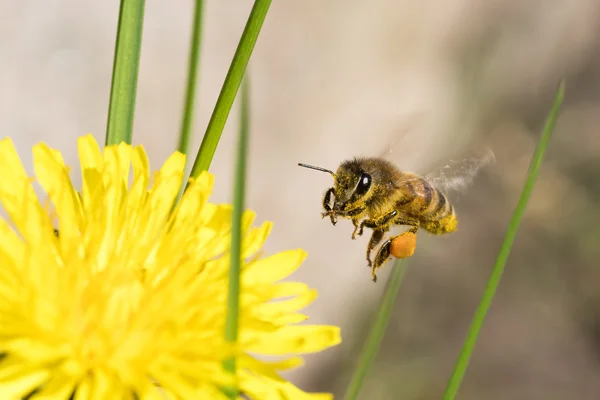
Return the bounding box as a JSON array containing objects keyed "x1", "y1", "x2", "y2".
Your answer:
[
  {"x1": 421, "y1": 147, "x2": 495, "y2": 195},
  {"x1": 393, "y1": 147, "x2": 495, "y2": 197}
]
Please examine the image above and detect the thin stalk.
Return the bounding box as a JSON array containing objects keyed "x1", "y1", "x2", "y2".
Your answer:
[
  {"x1": 177, "y1": 0, "x2": 204, "y2": 157},
  {"x1": 187, "y1": 0, "x2": 271, "y2": 181},
  {"x1": 105, "y1": 0, "x2": 146, "y2": 146},
  {"x1": 343, "y1": 260, "x2": 408, "y2": 400},
  {"x1": 443, "y1": 81, "x2": 565, "y2": 400},
  {"x1": 223, "y1": 77, "x2": 250, "y2": 398}
]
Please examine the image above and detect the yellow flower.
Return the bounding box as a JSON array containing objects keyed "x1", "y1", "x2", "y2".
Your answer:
[{"x1": 0, "y1": 135, "x2": 341, "y2": 399}]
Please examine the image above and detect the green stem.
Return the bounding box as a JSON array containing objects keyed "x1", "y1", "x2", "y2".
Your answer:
[
  {"x1": 223, "y1": 77, "x2": 250, "y2": 398},
  {"x1": 187, "y1": 0, "x2": 271, "y2": 180},
  {"x1": 343, "y1": 260, "x2": 408, "y2": 400},
  {"x1": 105, "y1": 0, "x2": 146, "y2": 146},
  {"x1": 443, "y1": 81, "x2": 565, "y2": 400},
  {"x1": 177, "y1": 0, "x2": 204, "y2": 157}
]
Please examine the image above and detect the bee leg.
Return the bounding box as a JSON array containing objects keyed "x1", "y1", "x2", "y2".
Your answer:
[
  {"x1": 357, "y1": 210, "x2": 398, "y2": 237},
  {"x1": 320, "y1": 211, "x2": 337, "y2": 224},
  {"x1": 326, "y1": 205, "x2": 366, "y2": 237},
  {"x1": 320, "y1": 209, "x2": 338, "y2": 225},
  {"x1": 366, "y1": 229, "x2": 385, "y2": 268},
  {"x1": 393, "y1": 217, "x2": 420, "y2": 233},
  {"x1": 370, "y1": 225, "x2": 419, "y2": 283},
  {"x1": 321, "y1": 188, "x2": 337, "y2": 225},
  {"x1": 371, "y1": 237, "x2": 393, "y2": 282},
  {"x1": 322, "y1": 187, "x2": 334, "y2": 211},
  {"x1": 351, "y1": 219, "x2": 360, "y2": 240},
  {"x1": 321, "y1": 211, "x2": 337, "y2": 226}
]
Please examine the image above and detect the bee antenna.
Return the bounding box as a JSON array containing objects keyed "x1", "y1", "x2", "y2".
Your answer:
[{"x1": 298, "y1": 163, "x2": 336, "y2": 177}]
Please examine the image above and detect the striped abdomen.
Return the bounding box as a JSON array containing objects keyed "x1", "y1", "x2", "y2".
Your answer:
[{"x1": 396, "y1": 176, "x2": 457, "y2": 235}]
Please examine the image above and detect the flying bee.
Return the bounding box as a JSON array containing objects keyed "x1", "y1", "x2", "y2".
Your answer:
[{"x1": 298, "y1": 148, "x2": 494, "y2": 282}]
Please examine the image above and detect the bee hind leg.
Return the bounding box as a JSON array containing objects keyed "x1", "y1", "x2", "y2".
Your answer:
[
  {"x1": 371, "y1": 238, "x2": 393, "y2": 282},
  {"x1": 393, "y1": 216, "x2": 419, "y2": 232},
  {"x1": 370, "y1": 224, "x2": 419, "y2": 283},
  {"x1": 366, "y1": 229, "x2": 385, "y2": 268}
]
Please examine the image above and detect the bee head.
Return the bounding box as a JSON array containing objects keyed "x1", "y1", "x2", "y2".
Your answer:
[
  {"x1": 298, "y1": 159, "x2": 373, "y2": 211},
  {"x1": 333, "y1": 158, "x2": 372, "y2": 208}
]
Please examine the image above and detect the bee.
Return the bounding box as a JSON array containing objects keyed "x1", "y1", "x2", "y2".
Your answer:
[{"x1": 298, "y1": 149, "x2": 494, "y2": 282}]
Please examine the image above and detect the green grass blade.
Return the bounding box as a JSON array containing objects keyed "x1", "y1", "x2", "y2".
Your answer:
[
  {"x1": 443, "y1": 81, "x2": 565, "y2": 400},
  {"x1": 187, "y1": 0, "x2": 271, "y2": 180},
  {"x1": 105, "y1": 0, "x2": 146, "y2": 146},
  {"x1": 223, "y1": 77, "x2": 250, "y2": 398},
  {"x1": 177, "y1": 0, "x2": 204, "y2": 157},
  {"x1": 343, "y1": 260, "x2": 408, "y2": 400}
]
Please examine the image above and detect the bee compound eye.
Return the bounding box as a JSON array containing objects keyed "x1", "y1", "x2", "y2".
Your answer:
[{"x1": 356, "y1": 172, "x2": 372, "y2": 195}]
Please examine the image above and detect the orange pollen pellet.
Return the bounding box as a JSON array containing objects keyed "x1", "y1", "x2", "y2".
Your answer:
[{"x1": 390, "y1": 231, "x2": 417, "y2": 259}]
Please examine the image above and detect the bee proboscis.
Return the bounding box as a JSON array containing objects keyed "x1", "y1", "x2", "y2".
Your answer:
[{"x1": 298, "y1": 149, "x2": 494, "y2": 282}]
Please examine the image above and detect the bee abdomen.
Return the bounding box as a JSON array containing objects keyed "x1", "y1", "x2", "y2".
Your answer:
[
  {"x1": 420, "y1": 181, "x2": 434, "y2": 211},
  {"x1": 437, "y1": 204, "x2": 457, "y2": 233},
  {"x1": 394, "y1": 177, "x2": 457, "y2": 235},
  {"x1": 426, "y1": 189, "x2": 449, "y2": 220},
  {"x1": 421, "y1": 190, "x2": 457, "y2": 234}
]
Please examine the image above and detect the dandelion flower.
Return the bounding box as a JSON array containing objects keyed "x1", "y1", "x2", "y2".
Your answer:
[{"x1": 0, "y1": 135, "x2": 341, "y2": 399}]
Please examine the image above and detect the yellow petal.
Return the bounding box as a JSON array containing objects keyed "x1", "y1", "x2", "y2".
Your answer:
[
  {"x1": 268, "y1": 313, "x2": 308, "y2": 325},
  {"x1": 147, "y1": 151, "x2": 186, "y2": 223},
  {"x1": 246, "y1": 325, "x2": 341, "y2": 355},
  {"x1": 77, "y1": 135, "x2": 104, "y2": 217},
  {"x1": 149, "y1": 368, "x2": 209, "y2": 399},
  {"x1": 0, "y1": 138, "x2": 51, "y2": 245},
  {"x1": 127, "y1": 145, "x2": 150, "y2": 210},
  {"x1": 28, "y1": 371, "x2": 77, "y2": 400},
  {"x1": 240, "y1": 372, "x2": 333, "y2": 400},
  {"x1": 176, "y1": 173, "x2": 215, "y2": 227},
  {"x1": 256, "y1": 288, "x2": 317, "y2": 316},
  {"x1": 206, "y1": 203, "x2": 233, "y2": 230},
  {"x1": 242, "y1": 221, "x2": 272, "y2": 259},
  {"x1": 77, "y1": 134, "x2": 103, "y2": 171},
  {"x1": 238, "y1": 354, "x2": 304, "y2": 379},
  {"x1": 0, "y1": 364, "x2": 49, "y2": 399},
  {"x1": 0, "y1": 218, "x2": 25, "y2": 270},
  {"x1": 247, "y1": 283, "x2": 317, "y2": 327},
  {"x1": 33, "y1": 143, "x2": 83, "y2": 243},
  {"x1": 74, "y1": 370, "x2": 130, "y2": 400},
  {"x1": 101, "y1": 143, "x2": 131, "y2": 230},
  {"x1": 243, "y1": 249, "x2": 307, "y2": 284}
]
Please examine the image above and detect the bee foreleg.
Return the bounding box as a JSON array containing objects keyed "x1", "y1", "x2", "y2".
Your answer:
[
  {"x1": 321, "y1": 188, "x2": 337, "y2": 225},
  {"x1": 322, "y1": 201, "x2": 366, "y2": 228},
  {"x1": 320, "y1": 211, "x2": 338, "y2": 225},
  {"x1": 322, "y1": 188, "x2": 334, "y2": 212},
  {"x1": 366, "y1": 229, "x2": 385, "y2": 268},
  {"x1": 351, "y1": 219, "x2": 360, "y2": 239},
  {"x1": 356, "y1": 210, "x2": 398, "y2": 238}
]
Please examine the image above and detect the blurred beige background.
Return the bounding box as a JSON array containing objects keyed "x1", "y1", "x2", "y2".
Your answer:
[{"x1": 2, "y1": 1, "x2": 600, "y2": 399}]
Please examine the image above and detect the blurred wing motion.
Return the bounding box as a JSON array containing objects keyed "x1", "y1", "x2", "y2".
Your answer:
[
  {"x1": 422, "y1": 147, "x2": 496, "y2": 195},
  {"x1": 392, "y1": 147, "x2": 496, "y2": 197}
]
